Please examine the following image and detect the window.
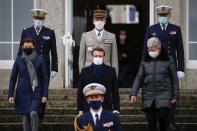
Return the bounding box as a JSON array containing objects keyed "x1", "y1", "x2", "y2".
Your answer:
[
  {"x1": 0, "y1": 0, "x2": 33, "y2": 68},
  {"x1": 186, "y1": 0, "x2": 197, "y2": 69}
]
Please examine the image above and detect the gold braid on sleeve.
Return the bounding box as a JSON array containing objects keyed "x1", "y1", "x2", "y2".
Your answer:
[{"x1": 74, "y1": 115, "x2": 94, "y2": 131}]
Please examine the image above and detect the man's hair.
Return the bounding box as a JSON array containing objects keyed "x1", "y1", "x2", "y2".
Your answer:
[
  {"x1": 91, "y1": 47, "x2": 105, "y2": 56},
  {"x1": 20, "y1": 37, "x2": 37, "y2": 48}
]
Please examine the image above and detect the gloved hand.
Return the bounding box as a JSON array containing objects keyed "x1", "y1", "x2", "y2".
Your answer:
[
  {"x1": 113, "y1": 110, "x2": 120, "y2": 114},
  {"x1": 177, "y1": 71, "x2": 185, "y2": 80},
  {"x1": 51, "y1": 71, "x2": 57, "y2": 79}
]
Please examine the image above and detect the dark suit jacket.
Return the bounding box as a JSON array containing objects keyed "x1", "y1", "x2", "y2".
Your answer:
[
  {"x1": 77, "y1": 64, "x2": 120, "y2": 112},
  {"x1": 143, "y1": 23, "x2": 184, "y2": 72},
  {"x1": 18, "y1": 26, "x2": 58, "y2": 77},
  {"x1": 77, "y1": 109, "x2": 123, "y2": 131}
]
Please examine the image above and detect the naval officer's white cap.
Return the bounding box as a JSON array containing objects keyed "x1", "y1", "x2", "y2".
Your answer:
[
  {"x1": 30, "y1": 9, "x2": 48, "y2": 19},
  {"x1": 155, "y1": 5, "x2": 172, "y2": 15},
  {"x1": 83, "y1": 83, "x2": 106, "y2": 97}
]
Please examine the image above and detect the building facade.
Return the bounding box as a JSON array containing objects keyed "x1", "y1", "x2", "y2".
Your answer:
[{"x1": 0, "y1": 0, "x2": 196, "y2": 89}]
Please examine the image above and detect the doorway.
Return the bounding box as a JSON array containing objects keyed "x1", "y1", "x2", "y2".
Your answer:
[{"x1": 72, "y1": 0, "x2": 150, "y2": 88}]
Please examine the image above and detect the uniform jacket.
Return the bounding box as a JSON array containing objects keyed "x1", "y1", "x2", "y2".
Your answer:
[
  {"x1": 76, "y1": 109, "x2": 123, "y2": 131},
  {"x1": 79, "y1": 29, "x2": 118, "y2": 75},
  {"x1": 131, "y1": 49, "x2": 179, "y2": 110},
  {"x1": 18, "y1": 26, "x2": 58, "y2": 77},
  {"x1": 8, "y1": 56, "x2": 49, "y2": 115},
  {"x1": 143, "y1": 23, "x2": 184, "y2": 72},
  {"x1": 77, "y1": 64, "x2": 120, "y2": 112}
]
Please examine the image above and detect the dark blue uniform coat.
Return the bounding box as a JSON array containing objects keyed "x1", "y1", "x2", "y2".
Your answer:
[
  {"x1": 18, "y1": 26, "x2": 58, "y2": 77},
  {"x1": 77, "y1": 109, "x2": 123, "y2": 131},
  {"x1": 143, "y1": 23, "x2": 184, "y2": 71},
  {"x1": 8, "y1": 56, "x2": 49, "y2": 115},
  {"x1": 77, "y1": 64, "x2": 120, "y2": 112}
]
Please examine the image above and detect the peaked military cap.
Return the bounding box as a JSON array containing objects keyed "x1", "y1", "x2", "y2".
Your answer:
[
  {"x1": 93, "y1": 9, "x2": 107, "y2": 18},
  {"x1": 155, "y1": 5, "x2": 172, "y2": 15},
  {"x1": 83, "y1": 83, "x2": 106, "y2": 97},
  {"x1": 30, "y1": 9, "x2": 48, "y2": 19}
]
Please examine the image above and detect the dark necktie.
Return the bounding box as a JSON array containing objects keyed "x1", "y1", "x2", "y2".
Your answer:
[
  {"x1": 98, "y1": 32, "x2": 101, "y2": 39},
  {"x1": 95, "y1": 114, "x2": 99, "y2": 127},
  {"x1": 36, "y1": 28, "x2": 40, "y2": 35}
]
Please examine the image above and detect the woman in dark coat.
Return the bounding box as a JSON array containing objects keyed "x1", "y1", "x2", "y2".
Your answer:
[
  {"x1": 130, "y1": 37, "x2": 179, "y2": 131},
  {"x1": 8, "y1": 37, "x2": 49, "y2": 131}
]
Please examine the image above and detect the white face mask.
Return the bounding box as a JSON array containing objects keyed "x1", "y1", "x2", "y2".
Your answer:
[
  {"x1": 34, "y1": 19, "x2": 43, "y2": 28},
  {"x1": 94, "y1": 21, "x2": 105, "y2": 30},
  {"x1": 149, "y1": 51, "x2": 159, "y2": 58},
  {"x1": 93, "y1": 57, "x2": 103, "y2": 65}
]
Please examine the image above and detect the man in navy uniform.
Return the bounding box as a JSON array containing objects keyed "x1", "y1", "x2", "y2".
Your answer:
[
  {"x1": 18, "y1": 9, "x2": 58, "y2": 79},
  {"x1": 143, "y1": 5, "x2": 185, "y2": 129},
  {"x1": 77, "y1": 47, "x2": 120, "y2": 115},
  {"x1": 74, "y1": 83, "x2": 123, "y2": 131}
]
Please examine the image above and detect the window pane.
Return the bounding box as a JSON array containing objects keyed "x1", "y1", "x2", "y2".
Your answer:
[
  {"x1": 0, "y1": 44, "x2": 11, "y2": 60},
  {"x1": 13, "y1": 0, "x2": 33, "y2": 41},
  {"x1": 13, "y1": 43, "x2": 20, "y2": 59},
  {"x1": 189, "y1": 43, "x2": 197, "y2": 60},
  {"x1": 0, "y1": 0, "x2": 11, "y2": 41},
  {"x1": 189, "y1": 0, "x2": 197, "y2": 41}
]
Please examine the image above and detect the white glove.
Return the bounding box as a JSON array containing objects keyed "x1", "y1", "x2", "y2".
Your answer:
[
  {"x1": 177, "y1": 71, "x2": 185, "y2": 80},
  {"x1": 113, "y1": 110, "x2": 120, "y2": 114},
  {"x1": 50, "y1": 71, "x2": 57, "y2": 79}
]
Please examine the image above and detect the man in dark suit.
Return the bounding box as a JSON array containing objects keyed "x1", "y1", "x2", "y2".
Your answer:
[
  {"x1": 143, "y1": 5, "x2": 185, "y2": 130},
  {"x1": 17, "y1": 9, "x2": 58, "y2": 79},
  {"x1": 77, "y1": 47, "x2": 120, "y2": 115},
  {"x1": 74, "y1": 83, "x2": 123, "y2": 131}
]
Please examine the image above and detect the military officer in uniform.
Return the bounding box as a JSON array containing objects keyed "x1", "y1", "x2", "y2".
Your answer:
[
  {"x1": 79, "y1": 9, "x2": 118, "y2": 75},
  {"x1": 142, "y1": 5, "x2": 185, "y2": 129},
  {"x1": 74, "y1": 83, "x2": 123, "y2": 131},
  {"x1": 17, "y1": 9, "x2": 58, "y2": 79}
]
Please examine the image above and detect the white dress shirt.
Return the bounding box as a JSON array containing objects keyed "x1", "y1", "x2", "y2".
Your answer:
[
  {"x1": 90, "y1": 107, "x2": 103, "y2": 125},
  {"x1": 160, "y1": 23, "x2": 168, "y2": 31},
  {"x1": 94, "y1": 29, "x2": 104, "y2": 39}
]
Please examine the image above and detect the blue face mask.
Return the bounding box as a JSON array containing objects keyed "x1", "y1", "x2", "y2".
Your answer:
[
  {"x1": 34, "y1": 19, "x2": 43, "y2": 28},
  {"x1": 89, "y1": 100, "x2": 102, "y2": 110},
  {"x1": 159, "y1": 17, "x2": 168, "y2": 25}
]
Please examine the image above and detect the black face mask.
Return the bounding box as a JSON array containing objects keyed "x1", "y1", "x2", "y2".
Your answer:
[{"x1": 23, "y1": 48, "x2": 34, "y2": 55}]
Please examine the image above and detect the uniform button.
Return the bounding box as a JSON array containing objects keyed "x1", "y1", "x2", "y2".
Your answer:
[
  {"x1": 168, "y1": 51, "x2": 170, "y2": 53},
  {"x1": 41, "y1": 45, "x2": 44, "y2": 47},
  {"x1": 168, "y1": 47, "x2": 170, "y2": 48},
  {"x1": 41, "y1": 50, "x2": 43, "y2": 52},
  {"x1": 40, "y1": 55, "x2": 43, "y2": 56}
]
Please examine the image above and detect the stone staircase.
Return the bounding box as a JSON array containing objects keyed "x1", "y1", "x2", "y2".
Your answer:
[{"x1": 0, "y1": 88, "x2": 197, "y2": 131}]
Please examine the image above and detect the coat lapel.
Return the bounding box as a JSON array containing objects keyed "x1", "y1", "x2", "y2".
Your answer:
[
  {"x1": 87, "y1": 112, "x2": 97, "y2": 130},
  {"x1": 30, "y1": 26, "x2": 38, "y2": 38}
]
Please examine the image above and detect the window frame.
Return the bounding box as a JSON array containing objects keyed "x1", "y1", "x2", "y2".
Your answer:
[
  {"x1": 186, "y1": 0, "x2": 197, "y2": 69},
  {"x1": 0, "y1": 0, "x2": 34, "y2": 69}
]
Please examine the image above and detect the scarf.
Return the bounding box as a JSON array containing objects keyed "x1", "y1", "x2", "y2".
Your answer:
[{"x1": 22, "y1": 50, "x2": 38, "y2": 92}]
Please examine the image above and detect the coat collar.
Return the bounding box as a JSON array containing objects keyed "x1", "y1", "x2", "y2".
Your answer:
[{"x1": 90, "y1": 29, "x2": 107, "y2": 42}]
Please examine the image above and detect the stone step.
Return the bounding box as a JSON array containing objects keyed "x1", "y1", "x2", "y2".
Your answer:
[
  {"x1": 1, "y1": 114, "x2": 197, "y2": 123},
  {"x1": 1, "y1": 89, "x2": 197, "y2": 95},
  {"x1": 1, "y1": 100, "x2": 197, "y2": 108},
  {"x1": 2, "y1": 93, "x2": 197, "y2": 101},
  {"x1": 1, "y1": 123, "x2": 197, "y2": 131},
  {"x1": 1, "y1": 107, "x2": 197, "y2": 116}
]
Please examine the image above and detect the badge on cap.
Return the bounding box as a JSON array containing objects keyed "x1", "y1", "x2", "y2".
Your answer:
[{"x1": 30, "y1": 9, "x2": 48, "y2": 19}]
